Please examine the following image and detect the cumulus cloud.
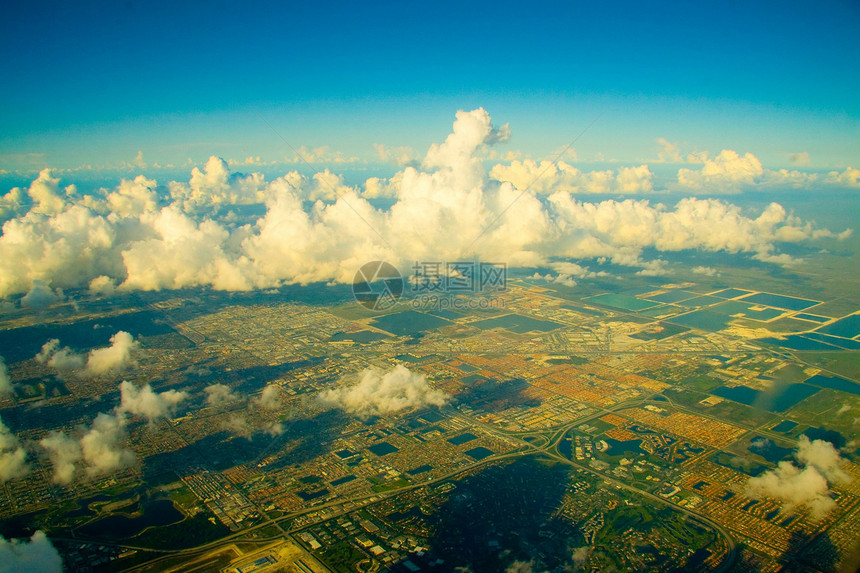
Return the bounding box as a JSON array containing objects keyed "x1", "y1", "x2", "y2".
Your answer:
[
  {"x1": 0, "y1": 186, "x2": 27, "y2": 224},
  {"x1": 530, "y1": 272, "x2": 578, "y2": 288},
  {"x1": 490, "y1": 160, "x2": 654, "y2": 195},
  {"x1": 79, "y1": 412, "x2": 135, "y2": 477},
  {"x1": 0, "y1": 109, "x2": 851, "y2": 299},
  {"x1": 105, "y1": 175, "x2": 159, "y2": 217},
  {"x1": 676, "y1": 150, "x2": 764, "y2": 193},
  {"x1": 745, "y1": 436, "x2": 849, "y2": 520},
  {"x1": 204, "y1": 383, "x2": 240, "y2": 407},
  {"x1": 692, "y1": 266, "x2": 718, "y2": 276},
  {"x1": 117, "y1": 381, "x2": 188, "y2": 423},
  {"x1": 36, "y1": 331, "x2": 138, "y2": 377},
  {"x1": 374, "y1": 143, "x2": 417, "y2": 166},
  {"x1": 319, "y1": 365, "x2": 449, "y2": 418},
  {"x1": 36, "y1": 339, "x2": 86, "y2": 372},
  {"x1": 0, "y1": 357, "x2": 12, "y2": 397},
  {"x1": 505, "y1": 561, "x2": 535, "y2": 573},
  {"x1": 39, "y1": 380, "x2": 176, "y2": 483},
  {"x1": 168, "y1": 155, "x2": 267, "y2": 211},
  {"x1": 0, "y1": 531, "x2": 63, "y2": 573},
  {"x1": 85, "y1": 331, "x2": 138, "y2": 376},
  {"x1": 824, "y1": 166, "x2": 860, "y2": 188},
  {"x1": 39, "y1": 431, "x2": 83, "y2": 485},
  {"x1": 88, "y1": 275, "x2": 117, "y2": 297},
  {"x1": 252, "y1": 385, "x2": 282, "y2": 410},
  {"x1": 27, "y1": 169, "x2": 68, "y2": 216},
  {"x1": 20, "y1": 281, "x2": 63, "y2": 309},
  {"x1": 656, "y1": 138, "x2": 684, "y2": 163},
  {"x1": 284, "y1": 145, "x2": 359, "y2": 166},
  {"x1": 223, "y1": 414, "x2": 252, "y2": 439},
  {"x1": 0, "y1": 205, "x2": 121, "y2": 298},
  {"x1": 0, "y1": 416, "x2": 29, "y2": 482},
  {"x1": 132, "y1": 150, "x2": 146, "y2": 169},
  {"x1": 571, "y1": 546, "x2": 590, "y2": 566}
]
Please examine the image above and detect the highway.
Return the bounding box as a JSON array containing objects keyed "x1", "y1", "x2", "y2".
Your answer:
[{"x1": 102, "y1": 394, "x2": 739, "y2": 572}]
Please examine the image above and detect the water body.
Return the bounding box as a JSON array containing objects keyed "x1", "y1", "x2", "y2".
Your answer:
[
  {"x1": 816, "y1": 313, "x2": 860, "y2": 338},
  {"x1": 760, "y1": 335, "x2": 845, "y2": 351},
  {"x1": 604, "y1": 438, "x2": 645, "y2": 456},
  {"x1": 407, "y1": 465, "x2": 433, "y2": 475},
  {"x1": 771, "y1": 420, "x2": 798, "y2": 433},
  {"x1": 711, "y1": 383, "x2": 819, "y2": 412},
  {"x1": 464, "y1": 447, "x2": 494, "y2": 460},
  {"x1": 471, "y1": 314, "x2": 563, "y2": 333},
  {"x1": 803, "y1": 427, "x2": 847, "y2": 448},
  {"x1": 738, "y1": 292, "x2": 819, "y2": 311},
  {"x1": 801, "y1": 332, "x2": 860, "y2": 350},
  {"x1": 586, "y1": 293, "x2": 659, "y2": 312},
  {"x1": 804, "y1": 374, "x2": 860, "y2": 396},
  {"x1": 644, "y1": 290, "x2": 699, "y2": 304},
  {"x1": 711, "y1": 288, "x2": 753, "y2": 299},
  {"x1": 371, "y1": 310, "x2": 449, "y2": 336},
  {"x1": 748, "y1": 437, "x2": 793, "y2": 463},
  {"x1": 368, "y1": 442, "x2": 398, "y2": 456},
  {"x1": 448, "y1": 433, "x2": 478, "y2": 446},
  {"x1": 330, "y1": 331, "x2": 387, "y2": 343},
  {"x1": 78, "y1": 499, "x2": 183, "y2": 539},
  {"x1": 64, "y1": 494, "x2": 114, "y2": 519},
  {"x1": 669, "y1": 310, "x2": 730, "y2": 332}
]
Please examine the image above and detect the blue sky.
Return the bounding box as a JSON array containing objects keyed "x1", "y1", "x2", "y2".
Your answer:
[{"x1": 1, "y1": 0, "x2": 858, "y2": 172}]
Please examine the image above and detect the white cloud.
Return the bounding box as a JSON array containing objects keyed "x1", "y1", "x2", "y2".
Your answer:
[
  {"x1": 824, "y1": 166, "x2": 860, "y2": 188},
  {"x1": 489, "y1": 160, "x2": 654, "y2": 194},
  {"x1": 117, "y1": 381, "x2": 188, "y2": 423},
  {"x1": 20, "y1": 281, "x2": 63, "y2": 309},
  {"x1": 36, "y1": 331, "x2": 138, "y2": 378},
  {"x1": 692, "y1": 266, "x2": 718, "y2": 276},
  {"x1": 0, "y1": 531, "x2": 63, "y2": 573},
  {"x1": 79, "y1": 412, "x2": 135, "y2": 477},
  {"x1": 168, "y1": 156, "x2": 268, "y2": 211},
  {"x1": 40, "y1": 382, "x2": 179, "y2": 483},
  {"x1": 0, "y1": 416, "x2": 29, "y2": 482},
  {"x1": 0, "y1": 186, "x2": 26, "y2": 224},
  {"x1": 0, "y1": 357, "x2": 12, "y2": 397},
  {"x1": 0, "y1": 109, "x2": 851, "y2": 299},
  {"x1": 223, "y1": 414, "x2": 252, "y2": 438},
  {"x1": 36, "y1": 339, "x2": 86, "y2": 372},
  {"x1": 676, "y1": 149, "x2": 764, "y2": 193},
  {"x1": 374, "y1": 143, "x2": 417, "y2": 166},
  {"x1": 253, "y1": 385, "x2": 281, "y2": 410},
  {"x1": 105, "y1": 175, "x2": 159, "y2": 217},
  {"x1": 0, "y1": 205, "x2": 120, "y2": 299},
  {"x1": 284, "y1": 145, "x2": 359, "y2": 165},
  {"x1": 656, "y1": 137, "x2": 683, "y2": 163},
  {"x1": 88, "y1": 275, "x2": 117, "y2": 297},
  {"x1": 744, "y1": 436, "x2": 849, "y2": 520},
  {"x1": 318, "y1": 365, "x2": 449, "y2": 418},
  {"x1": 530, "y1": 272, "x2": 577, "y2": 288},
  {"x1": 27, "y1": 169, "x2": 67, "y2": 216},
  {"x1": 39, "y1": 431, "x2": 82, "y2": 485},
  {"x1": 85, "y1": 331, "x2": 138, "y2": 376},
  {"x1": 204, "y1": 383, "x2": 240, "y2": 407},
  {"x1": 505, "y1": 561, "x2": 535, "y2": 573}
]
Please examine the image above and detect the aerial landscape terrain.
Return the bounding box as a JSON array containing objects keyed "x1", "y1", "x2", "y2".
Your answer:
[{"x1": 1, "y1": 2, "x2": 858, "y2": 572}]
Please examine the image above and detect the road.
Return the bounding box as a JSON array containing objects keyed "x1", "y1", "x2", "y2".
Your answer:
[{"x1": 95, "y1": 394, "x2": 739, "y2": 572}]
